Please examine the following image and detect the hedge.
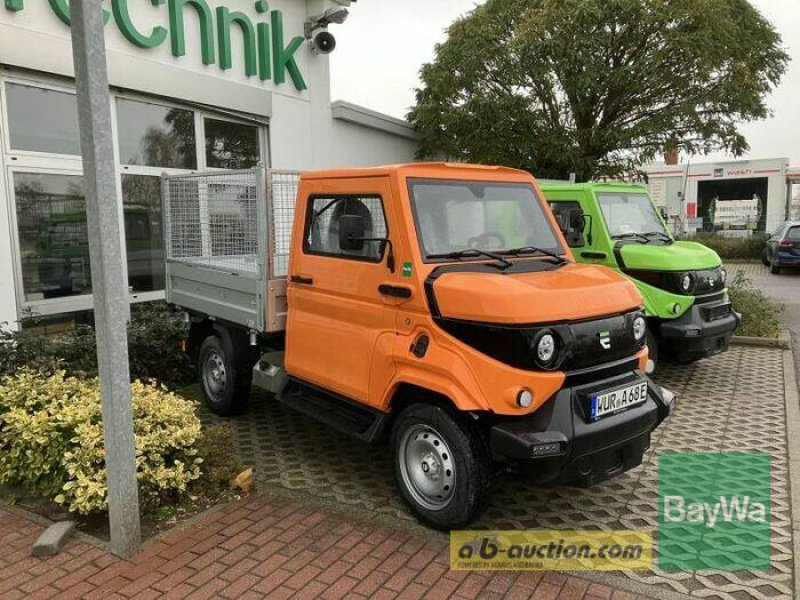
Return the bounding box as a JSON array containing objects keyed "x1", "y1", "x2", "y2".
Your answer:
[{"x1": 0, "y1": 370, "x2": 203, "y2": 514}]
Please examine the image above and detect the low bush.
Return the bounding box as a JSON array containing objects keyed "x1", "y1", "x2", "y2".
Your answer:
[
  {"x1": 686, "y1": 232, "x2": 769, "y2": 260},
  {"x1": 0, "y1": 302, "x2": 193, "y2": 388},
  {"x1": 0, "y1": 370, "x2": 203, "y2": 515},
  {"x1": 728, "y1": 270, "x2": 782, "y2": 338}
]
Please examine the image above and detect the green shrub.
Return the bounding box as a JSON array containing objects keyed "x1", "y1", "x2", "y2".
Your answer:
[
  {"x1": 0, "y1": 302, "x2": 193, "y2": 388},
  {"x1": 0, "y1": 370, "x2": 203, "y2": 515},
  {"x1": 728, "y1": 270, "x2": 782, "y2": 338},
  {"x1": 685, "y1": 232, "x2": 769, "y2": 260}
]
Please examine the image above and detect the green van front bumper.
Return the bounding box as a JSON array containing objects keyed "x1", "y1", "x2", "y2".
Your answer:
[{"x1": 657, "y1": 296, "x2": 741, "y2": 362}]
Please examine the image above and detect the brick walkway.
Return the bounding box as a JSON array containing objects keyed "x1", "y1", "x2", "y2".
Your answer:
[{"x1": 0, "y1": 496, "x2": 648, "y2": 600}]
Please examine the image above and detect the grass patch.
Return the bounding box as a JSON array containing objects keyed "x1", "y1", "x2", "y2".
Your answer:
[{"x1": 728, "y1": 270, "x2": 783, "y2": 338}]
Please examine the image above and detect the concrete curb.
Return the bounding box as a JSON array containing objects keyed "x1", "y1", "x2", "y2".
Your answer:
[
  {"x1": 731, "y1": 330, "x2": 792, "y2": 349},
  {"x1": 782, "y1": 344, "x2": 800, "y2": 600},
  {"x1": 0, "y1": 500, "x2": 106, "y2": 551}
]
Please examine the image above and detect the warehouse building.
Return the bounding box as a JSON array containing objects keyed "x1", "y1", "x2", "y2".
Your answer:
[
  {"x1": 643, "y1": 157, "x2": 799, "y2": 236},
  {"x1": 0, "y1": 0, "x2": 418, "y2": 329}
]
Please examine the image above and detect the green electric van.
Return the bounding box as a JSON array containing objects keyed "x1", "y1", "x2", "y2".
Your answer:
[{"x1": 541, "y1": 182, "x2": 740, "y2": 371}]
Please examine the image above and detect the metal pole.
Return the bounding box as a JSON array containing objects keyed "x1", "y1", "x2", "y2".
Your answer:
[{"x1": 69, "y1": 0, "x2": 141, "y2": 558}]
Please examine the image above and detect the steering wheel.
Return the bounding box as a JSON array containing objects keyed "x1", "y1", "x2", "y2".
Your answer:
[{"x1": 467, "y1": 231, "x2": 506, "y2": 250}]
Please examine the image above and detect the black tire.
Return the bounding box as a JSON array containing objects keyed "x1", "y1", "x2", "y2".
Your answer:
[
  {"x1": 770, "y1": 260, "x2": 781, "y2": 275},
  {"x1": 391, "y1": 403, "x2": 491, "y2": 530},
  {"x1": 761, "y1": 248, "x2": 771, "y2": 267},
  {"x1": 645, "y1": 327, "x2": 659, "y2": 374},
  {"x1": 197, "y1": 335, "x2": 251, "y2": 416}
]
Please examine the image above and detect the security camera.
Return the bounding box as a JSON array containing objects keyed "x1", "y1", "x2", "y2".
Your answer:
[
  {"x1": 305, "y1": 6, "x2": 349, "y2": 39},
  {"x1": 311, "y1": 31, "x2": 336, "y2": 55}
]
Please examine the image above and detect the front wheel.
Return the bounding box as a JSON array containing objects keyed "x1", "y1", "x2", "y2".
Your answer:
[{"x1": 392, "y1": 403, "x2": 491, "y2": 529}]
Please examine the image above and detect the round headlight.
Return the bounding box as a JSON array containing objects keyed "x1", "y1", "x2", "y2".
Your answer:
[
  {"x1": 537, "y1": 333, "x2": 556, "y2": 364},
  {"x1": 517, "y1": 389, "x2": 533, "y2": 408},
  {"x1": 633, "y1": 315, "x2": 646, "y2": 342},
  {"x1": 680, "y1": 273, "x2": 693, "y2": 293},
  {"x1": 720, "y1": 267, "x2": 727, "y2": 285}
]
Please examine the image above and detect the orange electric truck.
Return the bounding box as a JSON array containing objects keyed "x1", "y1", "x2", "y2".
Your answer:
[{"x1": 163, "y1": 163, "x2": 675, "y2": 528}]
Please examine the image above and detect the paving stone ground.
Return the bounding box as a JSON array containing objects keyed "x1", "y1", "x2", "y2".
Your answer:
[
  {"x1": 0, "y1": 497, "x2": 644, "y2": 600},
  {"x1": 0, "y1": 344, "x2": 791, "y2": 599},
  {"x1": 214, "y1": 345, "x2": 793, "y2": 600}
]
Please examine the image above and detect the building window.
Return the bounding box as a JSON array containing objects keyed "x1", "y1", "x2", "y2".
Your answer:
[
  {"x1": 122, "y1": 175, "x2": 165, "y2": 292},
  {"x1": 13, "y1": 172, "x2": 91, "y2": 301},
  {"x1": 204, "y1": 118, "x2": 260, "y2": 169},
  {"x1": 6, "y1": 83, "x2": 81, "y2": 155},
  {"x1": 116, "y1": 98, "x2": 197, "y2": 169}
]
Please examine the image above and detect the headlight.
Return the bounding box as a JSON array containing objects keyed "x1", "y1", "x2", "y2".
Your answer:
[
  {"x1": 680, "y1": 273, "x2": 694, "y2": 293},
  {"x1": 536, "y1": 333, "x2": 556, "y2": 364},
  {"x1": 633, "y1": 314, "x2": 646, "y2": 342},
  {"x1": 720, "y1": 267, "x2": 727, "y2": 285}
]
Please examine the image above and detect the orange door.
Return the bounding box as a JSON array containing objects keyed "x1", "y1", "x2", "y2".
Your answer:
[{"x1": 285, "y1": 178, "x2": 399, "y2": 405}]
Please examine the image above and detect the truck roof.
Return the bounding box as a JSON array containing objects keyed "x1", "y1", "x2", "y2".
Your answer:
[
  {"x1": 300, "y1": 162, "x2": 532, "y2": 181},
  {"x1": 539, "y1": 181, "x2": 648, "y2": 193}
]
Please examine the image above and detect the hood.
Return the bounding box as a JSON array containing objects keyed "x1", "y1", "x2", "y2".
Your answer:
[
  {"x1": 432, "y1": 263, "x2": 642, "y2": 325},
  {"x1": 619, "y1": 241, "x2": 721, "y2": 271}
]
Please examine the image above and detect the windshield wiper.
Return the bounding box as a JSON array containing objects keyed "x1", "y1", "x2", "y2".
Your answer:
[
  {"x1": 610, "y1": 233, "x2": 651, "y2": 244},
  {"x1": 500, "y1": 246, "x2": 567, "y2": 264},
  {"x1": 427, "y1": 248, "x2": 513, "y2": 269},
  {"x1": 643, "y1": 231, "x2": 674, "y2": 243}
]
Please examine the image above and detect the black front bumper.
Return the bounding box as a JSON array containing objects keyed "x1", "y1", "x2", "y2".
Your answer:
[
  {"x1": 658, "y1": 298, "x2": 740, "y2": 362},
  {"x1": 490, "y1": 371, "x2": 676, "y2": 487}
]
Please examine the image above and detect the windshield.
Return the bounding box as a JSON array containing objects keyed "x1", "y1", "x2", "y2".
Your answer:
[
  {"x1": 408, "y1": 179, "x2": 563, "y2": 261},
  {"x1": 596, "y1": 192, "x2": 671, "y2": 240}
]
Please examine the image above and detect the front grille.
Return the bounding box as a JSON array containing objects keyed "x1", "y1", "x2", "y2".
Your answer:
[
  {"x1": 564, "y1": 357, "x2": 641, "y2": 387},
  {"x1": 567, "y1": 313, "x2": 642, "y2": 370}
]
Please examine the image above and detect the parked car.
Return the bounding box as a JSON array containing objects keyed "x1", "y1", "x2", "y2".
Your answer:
[
  {"x1": 541, "y1": 183, "x2": 740, "y2": 372},
  {"x1": 762, "y1": 221, "x2": 800, "y2": 274},
  {"x1": 163, "y1": 163, "x2": 676, "y2": 529}
]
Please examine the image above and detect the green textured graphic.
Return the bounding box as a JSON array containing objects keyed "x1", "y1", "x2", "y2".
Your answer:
[{"x1": 658, "y1": 452, "x2": 771, "y2": 571}]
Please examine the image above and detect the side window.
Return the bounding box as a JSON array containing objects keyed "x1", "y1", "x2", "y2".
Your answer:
[
  {"x1": 304, "y1": 195, "x2": 388, "y2": 262},
  {"x1": 548, "y1": 200, "x2": 585, "y2": 247}
]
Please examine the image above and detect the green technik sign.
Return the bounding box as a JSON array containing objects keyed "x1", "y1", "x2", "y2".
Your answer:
[{"x1": 4, "y1": 0, "x2": 309, "y2": 90}]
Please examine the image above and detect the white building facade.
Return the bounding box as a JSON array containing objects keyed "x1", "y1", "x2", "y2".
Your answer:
[
  {"x1": 0, "y1": 0, "x2": 418, "y2": 328},
  {"x1": 643, "y1": 158, "x2": 796, "y2": 236}
]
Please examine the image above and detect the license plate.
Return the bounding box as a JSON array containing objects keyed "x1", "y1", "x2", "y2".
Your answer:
[{"x1": 590, "y1": 381, "x2": 648, "y2": 421}]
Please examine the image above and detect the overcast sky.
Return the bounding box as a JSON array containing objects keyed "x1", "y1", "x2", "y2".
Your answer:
[{"x1": 330, "y1": 0, "x2": 800, "y2": 166}]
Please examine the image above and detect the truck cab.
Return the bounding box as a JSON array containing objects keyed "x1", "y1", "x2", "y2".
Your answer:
[
  {"x1": 166, "y1": 164, "x2": 675, "y2": 529},
  {"x1": 541, "y1": 182, "x2": 740, "y2": 370}
]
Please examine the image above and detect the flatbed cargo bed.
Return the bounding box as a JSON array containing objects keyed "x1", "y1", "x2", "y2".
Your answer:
[{"x1": 162, "y1": 167, "x2": 299, "y2": 333}]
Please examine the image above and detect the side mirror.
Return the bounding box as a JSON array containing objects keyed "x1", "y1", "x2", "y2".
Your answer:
[
  {"x1": 338, "y1": 215, "x2": 366, "y2": 251},
  {"x1": 566, "y1": 208, "x2": 586, "y2": 247}
]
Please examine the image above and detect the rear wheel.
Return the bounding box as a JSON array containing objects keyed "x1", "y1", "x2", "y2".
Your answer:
[
  {"x1": 761, "y1": 248, "x2": 771, "y2": 267},
  {"x1": 770, "y1": 259, "x2": 781, "y2": 274},
  {"x1": 392, "y1": 403, "x2": 491, "y2": 529},
  {"x1": 198, "y1": 335, "x2": 251, "y2": 416}
]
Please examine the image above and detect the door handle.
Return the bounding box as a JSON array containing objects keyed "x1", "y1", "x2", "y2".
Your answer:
[
  {"x1": 290, "y1": 275, "x2": 314, "y2": 285},
  {"x1": 378, "y1": 284, "x2": 412, "y2": 299}
]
